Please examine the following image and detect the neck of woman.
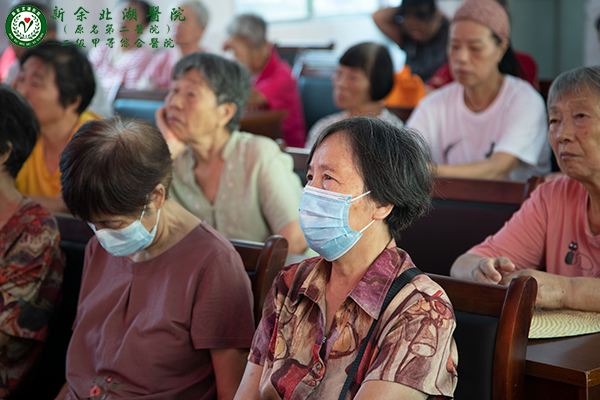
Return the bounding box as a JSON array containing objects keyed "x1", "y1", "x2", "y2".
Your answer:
[
  {"x1": 586, "y1": 182, "x2": 600, "y2": 236},
  {"x1": 0, "y1": 175, "x2": 23, "y2": 228},
  {"x1": 330, "y1": 223, "x2": 392, "y2": 291},
  {"x1": 347, "y1": 102, "x2": 384, "y2": 118},
  {"x1": 41, "y1": 113, "x2": 80, "y2": 154},
  {"x1": 464, "y1": 72, "x2": 505, "y2": 113},
  {"x1": 188, "y1": 127, "x2": 231, "y2": 165}
]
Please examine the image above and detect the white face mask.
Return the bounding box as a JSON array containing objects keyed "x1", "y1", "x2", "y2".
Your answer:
[
  {"x1": 89, "y1": 205, "x2": 161, "y2": 257},
  {"x1": 299, "y1": 185, "x2": 375, "y2": 261}
]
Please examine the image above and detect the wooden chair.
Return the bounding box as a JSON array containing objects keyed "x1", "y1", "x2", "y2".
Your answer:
[
  {"x1": 275, "y1": 42, "x2": 335, "y2": 68},
  {"x1": 398, "y1": 176, "x2": 544, "y2": 276},
  {"x1": 285, "y1": 146, "x2": 310, "y2": 186},
  {"x1": 230, "y1": 236, "x2": 289, "y2": 326},
  {"x1": 427, "y1": 274, "x2": 538, "y2": 400},
  {"x1": 239, "y1": 109, "x2": 288, "y2": 140},
  {"x1": 433, "y1": 176, "x2": 545, "y2": 205}
]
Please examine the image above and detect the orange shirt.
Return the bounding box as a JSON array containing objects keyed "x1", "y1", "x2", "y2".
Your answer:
[
  {"x1": 384, "y1": 65, "x2": 427, "y2": 108},
  {"x1": 16, "y1": 110, "x2": 99, "y2": 197}
]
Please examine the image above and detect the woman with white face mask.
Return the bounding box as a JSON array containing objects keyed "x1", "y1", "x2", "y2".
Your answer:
[
  {"x1": 235, "y1": 117, "x2": 458, "y2": 400},
  {"x1": 54, "y1": 118, "x2": 255, "y2": 400}
]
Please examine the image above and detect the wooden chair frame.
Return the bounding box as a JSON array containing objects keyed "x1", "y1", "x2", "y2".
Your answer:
[
  {"x1": 432, "y1": 176, "x2": 545, "y2": 205},
  {"x1": 230, "y1": 236, "x2": 289, "y2": 326},
  {"x1": 427, "y1": 274, "x2": 538, "y2": 400}
]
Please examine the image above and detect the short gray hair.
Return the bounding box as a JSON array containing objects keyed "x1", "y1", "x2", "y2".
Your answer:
[
  {"x1": 548, "y1": 66, "x2": 600, "y2": 107},
  {"x1": 227, "y1": 14, "x2": 267, "y2": 48},
  {"x1": 172, "y1": 53, "x2": 250, "y2": 132},
  {"x1": 177, "y1": 0, "x2": 209, "y2": 28}
]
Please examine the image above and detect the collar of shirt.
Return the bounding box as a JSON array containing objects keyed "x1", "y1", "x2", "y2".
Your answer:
[
  {"x1": 294, "y1": 239, "x2": 403, "y2": 319},
  {"x1": 252, "y1": 46, "x2": 280, "y2": 84}
]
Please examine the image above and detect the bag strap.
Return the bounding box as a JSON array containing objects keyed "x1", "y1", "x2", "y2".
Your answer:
[{"x1": 337, "y1": 267, "x2": 423, "y2": 400}]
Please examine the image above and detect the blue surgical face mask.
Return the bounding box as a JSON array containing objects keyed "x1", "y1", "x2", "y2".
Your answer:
[
  {"x1": 89, "y1": 205, "x2": 161, "y2": 257},
  {"x1": 299, "y1": 185, "x2": 375, "y2": 261}
]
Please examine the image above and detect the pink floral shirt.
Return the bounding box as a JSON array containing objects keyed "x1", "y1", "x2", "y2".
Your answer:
[{"x1": 250, "y1": 242, "x2": 458, "y2": 399}]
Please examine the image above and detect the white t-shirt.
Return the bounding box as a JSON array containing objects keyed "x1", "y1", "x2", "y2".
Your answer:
[
  {"x1": 305, "y1": 108, "x2": 404, "y2": 149},
  {"x1": 406, "y1": 75, "x2": 551, "y2": 181}
]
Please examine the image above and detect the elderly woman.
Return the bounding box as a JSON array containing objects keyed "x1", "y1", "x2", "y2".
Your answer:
[
  {"x1": 235, "y1": 117, "x2": 457, "y2": 399},
  {"x1": 451, "y1": 66, "x2": 600, "y2": 312},
  {"x1": 304, "y1": 42, "x2": 403, "y2": 149},
  {"x1": 0, "y1": 85, "x2": 63, "y2": 396},
  {"x1": 407, "y1": 0, "x2": 550, "y2": 181},
  {"x1": 223, "y1": 14, "x2": 306, "y2": 147},
  {"x1": 138, "y1": 0, "x2": 210, "y2": 90},
  {"x1": 14, "y1": 40, "x2": 97, "y2": 213},
  {"x1": 156, "y1": 52, "x2": 307, "y2": 254},
  {"x1": 53, "y1": 118, "x2": 255, "y2": 399}
]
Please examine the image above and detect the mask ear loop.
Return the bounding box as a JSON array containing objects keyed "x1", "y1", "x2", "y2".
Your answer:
[
  {"x1": 359, "y1": 219, "x2": 376, "y2": 233},
  {"x1": 351, "y1": 191, "x2": 371, "y2": 202}
]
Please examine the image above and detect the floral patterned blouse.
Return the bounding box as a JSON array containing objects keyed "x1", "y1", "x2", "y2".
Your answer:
[
  {"x1": 0, "y1": 198, "x2": 64, "y2": 396},
  {"x1": 249, "y1": 241, "x2": 458, "y2": 399}
]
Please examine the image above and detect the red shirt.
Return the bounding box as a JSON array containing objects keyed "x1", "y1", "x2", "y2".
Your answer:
[
  {"x1": 426, "y1": 51, "x2": 539, "y2": 90},
  {"x1": 252, "y1": 48, "x2": 306, "y2": 147}
]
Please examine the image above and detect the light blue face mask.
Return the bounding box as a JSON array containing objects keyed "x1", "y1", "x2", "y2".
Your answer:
[
  {"x1": 299, "y1": 185, "x2": 375, "y2": 261},
  {"x1": 89, "y1": 205, "x2": 161, "y2": 257}
]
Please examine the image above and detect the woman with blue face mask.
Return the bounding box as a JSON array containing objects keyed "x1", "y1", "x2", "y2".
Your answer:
[
  {"x1": 54, "y1": 118, "x2": 255, "y2": 400},
  {"x1": 235, "y1": 117, "x2": 458, "y2": 400}
]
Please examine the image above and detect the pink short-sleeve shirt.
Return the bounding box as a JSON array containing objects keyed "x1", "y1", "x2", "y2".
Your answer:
[
  {"x1": 469, "y1": 176, "x2": 600, "y2": 278},
  {"x1": 66, "y1": 222, "x2": 255, "y2": 399}
]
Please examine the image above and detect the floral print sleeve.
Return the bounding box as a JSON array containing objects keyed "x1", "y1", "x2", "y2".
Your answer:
[{"x1": 0, "y1": 198, "x2": 64, "y2": 395}]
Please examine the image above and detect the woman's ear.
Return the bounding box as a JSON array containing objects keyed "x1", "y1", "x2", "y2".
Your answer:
[
  {"x1": 498, "y1": 38, "x2": 509, "y2": 63},
  {"x1": 66, "y1": 95, "x2": 82, "y2": 115},
  {"x1": 0, "y1": 142, "x2": 12, "y2": 166},
  {"x1": 217, "y1": 102, "x2": 237, "y2": 130},
  {"x1": 373, "y1": 203, "x2": 394, "y2": 221},
  {"x1": 150, "y1": 183, "x2": 166, "y2": 211}
]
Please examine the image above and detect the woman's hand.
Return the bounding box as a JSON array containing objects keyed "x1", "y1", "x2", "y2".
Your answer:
[
  {"x1": 155, "y1": 106, "x2": 186, "y2": 159},
  {"x1": 451, "y1": 253, "x2": 515, "y2": 284}
]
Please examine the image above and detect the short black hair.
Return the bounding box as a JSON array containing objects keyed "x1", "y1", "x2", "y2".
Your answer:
[
  {"x1": 397, "y1": 0, "x2": 436, "y2": 22},
  {"x1": 172, "y1": 52, "x2": 251, "y2": 132},
  {"x1": 0, "y1": 84, "x2": 39, "y2": 179},
  {"x1": 339, "y1": 42, "x2": 394, "y2": 102},
  {"x1": 21, "y1": 40, "x2": 95, "y2": 115},
  {"x1": 307, "y1": 117, "x2": 434, "y2": 242},
  {"x1": 596, "y1": 14, "x2": 600, "y2": 33},
  {"x1": 60, "y1": 118, "x2": 173, "y2": 222}
]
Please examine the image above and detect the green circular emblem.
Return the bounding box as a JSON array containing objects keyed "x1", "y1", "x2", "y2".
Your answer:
[{"x1": 5, "y1": 5, "x2": 47, "y2": 48}]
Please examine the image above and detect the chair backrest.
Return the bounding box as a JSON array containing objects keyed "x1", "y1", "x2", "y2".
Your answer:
[
  {"x1": 285, "y1": 146, "x2": 310, "y2": 186},
  {"x1": 397, "y1": 176, "x2": 544, "y2": 275},
  {"x1": 113, "y1": 98, "x2": 163, "y2": 124},
  {"x1": 427, "y1": 274, "x2": 537, "y2": 400},
  {"x1": 298, "y1": 69, "x2": 340, "y2": 130},
  {"x1": 275, "y1": 42, "x2": 335, "y2": 67},
  {"x1": 239, "y1": 109, "x2": 288, "y2": 140},
  {"x1": 230, "y1": 236, "x2": 289, "y2": 326}
]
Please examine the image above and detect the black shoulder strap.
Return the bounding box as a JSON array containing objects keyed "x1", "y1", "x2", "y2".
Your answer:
[{"x1": 337, "y1": 267, "x2": 423, "y2": 400}]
